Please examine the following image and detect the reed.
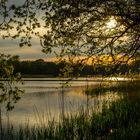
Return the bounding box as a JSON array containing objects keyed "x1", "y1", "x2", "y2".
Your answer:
[
  {"x1": 1, "y1": 81, "x2": 140, "y2": 140},
  {"x1": 1, "y1": 98, "x2": 140, "y2": 140}
]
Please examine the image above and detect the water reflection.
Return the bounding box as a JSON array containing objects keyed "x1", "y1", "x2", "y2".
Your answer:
[{"x1": 1, "y1": 79, "x2": 123, "y2": 128}]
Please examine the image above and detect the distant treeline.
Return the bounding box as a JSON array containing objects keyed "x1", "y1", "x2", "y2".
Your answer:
[{"x1": 14, "y1": 59, "x2": 140, "y2": 77}]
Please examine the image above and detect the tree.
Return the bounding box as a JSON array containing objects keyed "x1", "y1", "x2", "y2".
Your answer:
[
  {"x1": 0, "y1": 0, "x2": 140, "y2": 72},
  {"x1": 0, "y1": 0, "x2": 139, "y2": 109},
  {"x1": 42, "y1": 0, "x2": 140, "y2": 75},
  {"x1": 43, "y1": 0, "x2": 139, "y2": 59},
  {"x1": 0, "y1": 54, "x2": 23, "y2": 110}
]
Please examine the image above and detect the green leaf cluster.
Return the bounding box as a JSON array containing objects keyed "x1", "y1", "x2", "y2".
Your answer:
[{"x1": 0, "y1": 54, "x2": 24, "y2": 111}]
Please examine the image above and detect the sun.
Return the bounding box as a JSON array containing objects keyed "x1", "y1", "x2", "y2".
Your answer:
[{"x1": 106, "y1": 18, "x2": 117, "y2": 29}]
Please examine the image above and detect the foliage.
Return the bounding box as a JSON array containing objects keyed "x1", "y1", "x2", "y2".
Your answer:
[
  {"x1": 0, "y1": 0, "x2": 140, "y2": 67},
  {"x1": 13, "y1": 59, "x2": 140, "y2": 77},
  {"x1": 0, "y1": 0, "x2": 140, "y2": 107},
  {"x1": 0, "y1": 54, "x2": 23, "y2": 111}
]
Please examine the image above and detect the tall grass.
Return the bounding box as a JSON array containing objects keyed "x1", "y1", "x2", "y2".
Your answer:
[
  {"x1": 1, "y1": 81, "x2": 140, "y2": 140},
  {"x1": 1, "y1": 98, "x2": 140, "y2": 140},
  {"x1": 85, "y1": 80, "x2": 140, "y2": 97}
]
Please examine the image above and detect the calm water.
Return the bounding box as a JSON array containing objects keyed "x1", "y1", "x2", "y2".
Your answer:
[{"x1": 1, "y1": 77, "x2": 136, "y2": 127}]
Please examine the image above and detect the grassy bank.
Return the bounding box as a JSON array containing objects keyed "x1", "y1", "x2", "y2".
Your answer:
[
  {"x1": 1, "y1": 98, "x2": 140, "y2": 140},
  {"x1": 1, "y1": 81, "x2": 140, "y2": 140}
]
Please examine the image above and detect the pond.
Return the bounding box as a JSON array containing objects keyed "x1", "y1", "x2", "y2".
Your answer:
[{"x1": 1, "y1": 77, "x2": 139, "y2": 128}]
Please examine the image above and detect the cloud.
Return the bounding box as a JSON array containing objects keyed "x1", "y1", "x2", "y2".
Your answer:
[
  {"x1": 0, "y1": 0, "x2": 55, "y2": 60},
  {"x1": 0, "y1": 37, "x2": 55, "y2": 60},
  {"x1": 7, "y1": 0, "x2": 26, "y2": 7}
]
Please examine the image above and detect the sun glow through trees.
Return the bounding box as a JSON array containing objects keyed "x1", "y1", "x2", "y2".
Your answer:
[{"x1": 106, "y1": 17, "x2": 117, "y2": 29}]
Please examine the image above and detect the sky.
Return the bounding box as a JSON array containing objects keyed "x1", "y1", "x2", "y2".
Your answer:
[
  {"x1": 0, "y1": 37, "x2": 54, "y2": 61},
  {"x1": 0, "y1": 0, "x2": 120, "y2": 62},
  {"x1": 0, "y1": 0, "x2": 55, "y2": 61}
]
